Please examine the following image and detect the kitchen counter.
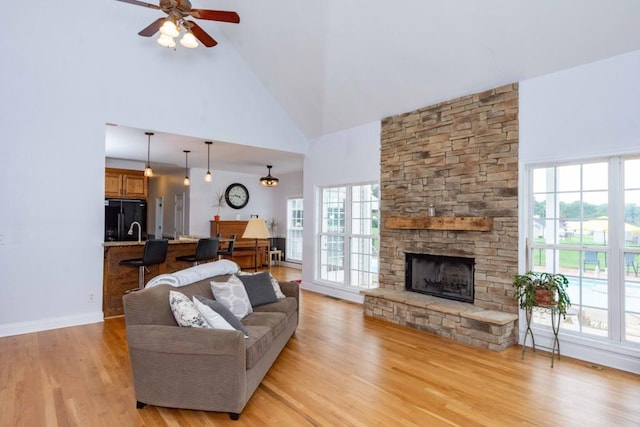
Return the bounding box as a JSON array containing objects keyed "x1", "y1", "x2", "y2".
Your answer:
[
  {"x1": 103, "y1": 238, "x2": 198, "y2": 247},
  {"x1": 103, "y1": 239, "x2": 201, "y2": 317}
]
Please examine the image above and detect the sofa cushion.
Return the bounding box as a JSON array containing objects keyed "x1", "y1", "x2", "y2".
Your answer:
[
  {"x1": 193, "y1": 295, "x2": 249, "y2": 338},
  {"x1": 236, "y1": 272, "x2": 278, "y2": 307},
  {"x1": 252, "y1": 297, "x2": 298, "y2": 321},
  {"x1": 241, "y1": 312, "x2": 288, "y2": 340},
  {"x1": 169, "y1": 291, "x2": 211, "y2": 328},
  {"x1": 242, "y1": 325, "x2": 273, "y2": 370},
  {"x1": 210, "y1": 275, "x2": 253, "y2": 319},
  {"x1": 237, "y1": 271, "x2": 286, "y2": 299}
]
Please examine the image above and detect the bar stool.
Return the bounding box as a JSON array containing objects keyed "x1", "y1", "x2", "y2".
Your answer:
[
  {"x1": 176, "y1": 238, "x2": 219, "y2": 266},
  {"x1": 217, "y1": 234, "x2": 236, "y2": 259},
  {"x1": 120, "y1": 239, "x2": 169, "y2": 290}
]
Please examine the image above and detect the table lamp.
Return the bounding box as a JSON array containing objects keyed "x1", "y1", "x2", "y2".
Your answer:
[{"x1": 242, "y1": 218, "x2": 271, "y2": 271}]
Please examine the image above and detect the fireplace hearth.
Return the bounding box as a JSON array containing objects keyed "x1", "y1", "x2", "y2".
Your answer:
[{"x1": 405, "y1": 253, "x2": 474, "y2": 303}]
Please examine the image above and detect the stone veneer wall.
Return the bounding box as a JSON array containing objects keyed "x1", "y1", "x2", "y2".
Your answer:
[{"x1": 365, "y1": 83, "x2": 519, "y2": 349}]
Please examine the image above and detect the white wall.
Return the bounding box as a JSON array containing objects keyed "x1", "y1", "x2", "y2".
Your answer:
[
  {"x1": 0, "y1": 0, "x2": 307, "y2": 336},
  {"x1": 301, "y1": 121, "x2": 381, "y2": 302},
  {"x1": 188, "y1": 169, "x2": 280, "y2": 237},
  {"x1": 519, "y1": 49, "x2": 640, "y2": 373}
]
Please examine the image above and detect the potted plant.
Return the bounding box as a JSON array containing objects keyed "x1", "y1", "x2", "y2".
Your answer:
[
  {"x1": 512, "y1": 271, "x2": 571, "y2": 317},
  {"x1": 213, "y1": 191, "x2": 226, "y2": 221}
]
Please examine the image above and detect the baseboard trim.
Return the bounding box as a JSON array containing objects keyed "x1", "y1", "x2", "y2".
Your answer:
[
  {"x1": 519, "y1": 326, "x2": 640, "y2": 375},
  {"x1": 0, "y1": 312, "x2": 104, "y2": 338},
  {"x1": 300, "y1": 281, "x2": 365, "y2": 304}
]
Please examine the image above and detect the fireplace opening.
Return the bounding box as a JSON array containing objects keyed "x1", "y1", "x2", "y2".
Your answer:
[{"x1": 405, "y1": 253, "x2": 474, "y2": 303}]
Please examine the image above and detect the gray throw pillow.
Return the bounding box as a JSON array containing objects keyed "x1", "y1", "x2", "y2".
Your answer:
[
  {"x1": 237, "y1": 272, "x2": 279, "y2": 307},
  {"x1": 193, "y1": 295, "x2": 249, "y2": 338}
]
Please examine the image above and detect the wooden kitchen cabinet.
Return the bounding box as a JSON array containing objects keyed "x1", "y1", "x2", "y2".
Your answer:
[{"x1": 105, "y1": 168, "x2": 148, "y2": 199}]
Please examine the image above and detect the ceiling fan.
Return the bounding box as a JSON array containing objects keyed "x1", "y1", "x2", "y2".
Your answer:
[{"x1": 115, "y1": 0, "x2": 240, "y2": 48}]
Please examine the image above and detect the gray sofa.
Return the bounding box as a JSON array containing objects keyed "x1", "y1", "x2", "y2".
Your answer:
[{"x1": 122, "y1": 273, "x2": 299, "y2": 420}]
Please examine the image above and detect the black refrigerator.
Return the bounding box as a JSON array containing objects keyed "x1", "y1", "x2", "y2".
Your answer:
[{"x1": 104, "y1": 199, "x2": 147, "y2": 241}]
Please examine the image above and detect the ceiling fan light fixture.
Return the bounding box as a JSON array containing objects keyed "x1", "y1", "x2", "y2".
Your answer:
[
  {"x1": 260, "y1": 165, "x2": 279, "y2": 187},
  {"x1": 159, "y1": 19, "x2": 179, "y2": 38},
  {"x1": 157, "y1": 33, "x2": 176, "y2": 48},
  {"x1": 180, "y1": 31, "x2": 199, "y2": 49}
]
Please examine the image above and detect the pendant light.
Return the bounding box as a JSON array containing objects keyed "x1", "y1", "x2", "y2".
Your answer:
[
  {"x1": 260, "y1": 165, "x2": 279, "y2": 187},
  {"x1": 204, "y1": 141, "x2": 213, "y2": 182},
  {"x1": 144, "y1": 132, "x2": 154, "y2": 177},
  {"x1": 183, "y1": 150, "x2": 191, "y2": 186}
]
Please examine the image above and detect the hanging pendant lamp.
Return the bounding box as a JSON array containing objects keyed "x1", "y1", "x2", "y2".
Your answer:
[
  {"x1": 144, "y1": 132, "x2": 154, "y2": 177},
  {"x1": 204, "y1": 141, "x2": 213, "y2": 182},
  {"x1": 183, "y1": 150, "x2": 191, "y2": 186},
  {"x1": 260, "y1": 165, "x2": 279, "y2": 187}
]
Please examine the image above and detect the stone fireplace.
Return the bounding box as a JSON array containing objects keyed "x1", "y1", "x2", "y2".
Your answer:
[
  {"x1": 406, "y1": 253, "x2": 474, "y2": 303},
  {"x1": 362, "y1": 83, "x2": 520, "y2": 351}
]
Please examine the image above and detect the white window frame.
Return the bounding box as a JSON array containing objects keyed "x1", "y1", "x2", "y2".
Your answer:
[
  {"x1": 316, "y1": 182, "x2": 379, "y2": 290},
  {"x1": 286, "y1": 197, "x2": 303, "y2": 263},
  {"x1": 525, "y1": 156, "x2": 640, "y2": 349}
]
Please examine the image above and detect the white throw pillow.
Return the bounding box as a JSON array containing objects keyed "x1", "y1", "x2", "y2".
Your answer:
[
  {"x1": 210, "y1": 275, "x2": 253, "y2": 319},
  {"x1": 192, "y1": 297, "x2": 236, "y2": 331},
  {"x1": 169, "y1": 290, "x2": 211, "y2": 328},
  {"x1": 238, "y1": 270, "x2": 286, "y2": 299}
]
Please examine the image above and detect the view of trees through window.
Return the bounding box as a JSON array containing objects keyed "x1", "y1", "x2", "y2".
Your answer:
[{"x1": 529, "y1": 158, "x2": 640, "y2": 345}]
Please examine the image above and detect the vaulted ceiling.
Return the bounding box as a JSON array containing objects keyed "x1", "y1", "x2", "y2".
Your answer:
[
  {"x1": 107, "y1": 1, "x2": 640, "y2": 172},
  {"x1": 217, "y1": 0, "x2": 640, "y2": 138}
]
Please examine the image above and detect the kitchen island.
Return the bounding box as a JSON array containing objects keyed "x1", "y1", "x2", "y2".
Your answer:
[{"x1": 103, "y1": 239, "x2": 200, "y2": 317}]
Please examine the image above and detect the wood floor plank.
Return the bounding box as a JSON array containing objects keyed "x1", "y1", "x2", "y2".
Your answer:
[{"x1": 0, "y1": 266, "x2": 639, "y2": 426}]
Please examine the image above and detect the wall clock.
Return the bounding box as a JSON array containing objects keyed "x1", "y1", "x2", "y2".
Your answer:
[{"x1": 224, "y1": 183, "x2": 249, "y2": 209}]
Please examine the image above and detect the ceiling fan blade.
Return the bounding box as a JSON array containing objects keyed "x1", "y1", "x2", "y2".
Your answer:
[
  {"x1": 138, "y1": 17, "x2": 165, "y2": 37},
  {"x1": 189, "y1": 9, "x2": 240, "y2": 24},
  {"x1": 188, "y1": 21, "x2": 218, "y2": 47},
  {"x1": 114, "y1": 0, "x2": 161, "y2": 10}
]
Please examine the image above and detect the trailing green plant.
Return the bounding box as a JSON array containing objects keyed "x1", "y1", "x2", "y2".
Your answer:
[{"x1": 512, "y1": 271, "x2": 571, "y2": 317}]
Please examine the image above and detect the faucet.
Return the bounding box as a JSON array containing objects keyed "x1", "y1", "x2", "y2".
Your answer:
[{"x1": 128, "y1": 221, "x2": 142, "y2": 242}]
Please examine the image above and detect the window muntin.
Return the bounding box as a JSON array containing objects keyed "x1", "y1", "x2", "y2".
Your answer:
[
  {"x1": 286, "y1": 198, "x2": 303, "y2": 262},
  {"x1": 529, "y1": 157, "x2": 640, "y2": 345},
  {"x1": 318, "y1": 183, "x2": 379, "y2": 289}
]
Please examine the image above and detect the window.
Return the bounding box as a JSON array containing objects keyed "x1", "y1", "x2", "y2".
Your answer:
[
  {"x1": 318, "y1": 183, "x2": 379, "y2": 289},
  {"x1": 528, "y1": 158, "x2": 640, "y2": 346},
  {"x1": 286, "y1": 198, "x2": 303, "y2": 262}
]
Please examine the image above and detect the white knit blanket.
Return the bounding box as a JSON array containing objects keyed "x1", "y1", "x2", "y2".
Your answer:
[{"x1": 145, "y1": 260, "x2": 240, "y2": 289}]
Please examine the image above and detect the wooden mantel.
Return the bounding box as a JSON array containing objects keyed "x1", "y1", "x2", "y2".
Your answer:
[{"x1": 385, "y1": 216, "x2": 493, "y2": 231}]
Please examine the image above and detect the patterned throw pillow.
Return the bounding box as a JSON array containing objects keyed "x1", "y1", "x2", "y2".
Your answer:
[
  {"x1": 169, "y1": 290, "x2": 211, "y2": 328},
  {"x1": 237, "y1": 270, "x2": 286, "y2": 299},
  {"x1": 236, "y1": 272, "x2": 279, "y2": 307},
  {"x1": 194, "y1": 295, "x2": 250, "y2": 338},
  {"x1": 210, "y1": 275, "x2": 253, "y2": 319}
]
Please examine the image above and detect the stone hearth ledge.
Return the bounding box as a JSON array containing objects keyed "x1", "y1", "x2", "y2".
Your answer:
[{"x1": 361, "y1": 288, "x2": 518, "y2": 351}]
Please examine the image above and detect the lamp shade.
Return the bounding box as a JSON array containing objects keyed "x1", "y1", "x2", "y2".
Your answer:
[{"x1": 242, "y1": 218, "x2": 271, "y2": 239}]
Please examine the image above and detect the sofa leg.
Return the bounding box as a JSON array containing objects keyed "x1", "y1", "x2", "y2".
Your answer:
[
  {"x1": 136, "y1": 401, "x2": 147, "y2": 409},
  {"x1": 229, "y1": 413, "x2": 240, "y2": 420}
]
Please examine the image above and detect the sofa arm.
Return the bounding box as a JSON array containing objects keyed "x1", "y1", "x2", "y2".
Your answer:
[
  {"x1": 126, "y1": 324, "x2": 245, "y2": 356},
  {"x1": 279, "y1": 281, "x2": 299, "y2": 299}
]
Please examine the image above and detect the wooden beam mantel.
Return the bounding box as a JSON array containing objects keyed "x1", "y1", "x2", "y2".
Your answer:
[{"x1": 385, "y1": 216, "x2": 493, "y2": 232}]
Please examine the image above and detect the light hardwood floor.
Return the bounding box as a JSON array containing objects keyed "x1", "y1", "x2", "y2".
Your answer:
[{"x1": 1, "y1": 266, "x2": 639, "y2": 426}]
